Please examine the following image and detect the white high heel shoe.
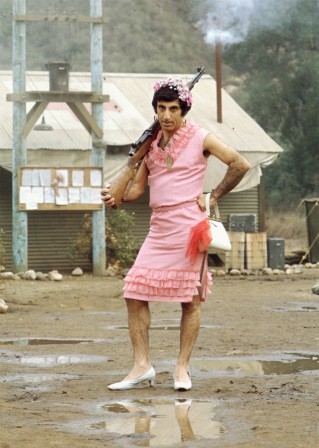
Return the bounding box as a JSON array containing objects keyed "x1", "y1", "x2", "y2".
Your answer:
[
  {"x1": 174, "y1": 372, "x2": 192, "y2": 391},
  {"x1": 108, "y1": 367, "x2": 156, "y2": 390}
]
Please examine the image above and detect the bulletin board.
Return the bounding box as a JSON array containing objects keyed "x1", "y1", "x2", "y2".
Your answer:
[{"x1": 18, "y1": 167, "x2": 103, "y2": 211}]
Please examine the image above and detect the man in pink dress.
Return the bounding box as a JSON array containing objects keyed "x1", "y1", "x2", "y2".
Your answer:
[{"x1": 101, "y1": 77, "x2": 250, "y2": 391}]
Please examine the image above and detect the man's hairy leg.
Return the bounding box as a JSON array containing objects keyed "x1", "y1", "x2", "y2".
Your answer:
[
  {"x1": 123, "y1": 298, "x2": 152, "y2": 380},
  {"x1": 175, "y1": 294, "x2": 201, "y2": 382}
]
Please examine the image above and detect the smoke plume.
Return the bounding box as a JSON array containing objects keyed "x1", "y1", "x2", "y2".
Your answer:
[{"x1": 202, "y1": 0, "x2": 300, "y2": 46}]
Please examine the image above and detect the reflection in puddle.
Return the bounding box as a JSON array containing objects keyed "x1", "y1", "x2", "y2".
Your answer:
[
  {"x1": 106, "y1": 324, "x2": 220, "y2": 331},
  {"x1": 1, "y1": 354, "x2": 107, "y2": 367},
  {"x1": 105, "y1": 318, "x2": 220, "y2": 331},
  {"x1": 0, "y1": 373, "x2": 77, "y2": 383},
  {"x1": 192, "y1": 353, "x2": 319, "y2": 377},
  {"x1": 64, "y1": 399, "x2": 225, "y2": 446},
  {"x1": 264, "y1": 302, "x2": 319, "y2": 312},
  {"x1": 0, "y1": 338, "x2": 106, "y2": 346}
]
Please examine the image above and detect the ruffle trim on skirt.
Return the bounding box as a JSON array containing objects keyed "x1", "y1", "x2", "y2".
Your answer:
[{"x1": 124, "y1": 266, "x2": 212, "y2": 302}]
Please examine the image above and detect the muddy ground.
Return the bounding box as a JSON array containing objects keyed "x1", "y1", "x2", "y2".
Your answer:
[{"x1": 0, "y1": 268, "x2": 318, "y2": 448}]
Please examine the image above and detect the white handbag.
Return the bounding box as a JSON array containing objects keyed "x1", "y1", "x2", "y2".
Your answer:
[{"x1": 205, "y1": 193, "x2": 232, "y2": 251}]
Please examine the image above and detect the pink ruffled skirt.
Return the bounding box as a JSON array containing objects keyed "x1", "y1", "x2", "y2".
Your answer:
[{"x1": 124, "y1": 203, "x2": 212, "y2": 303}]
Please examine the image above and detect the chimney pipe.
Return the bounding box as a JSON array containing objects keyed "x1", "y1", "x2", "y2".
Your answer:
[{"x1": 215, "y1": 41, "x2": 223, "y2": 123}]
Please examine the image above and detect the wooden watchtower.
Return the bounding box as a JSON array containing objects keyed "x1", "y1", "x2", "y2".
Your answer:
[{"x1": 8, "y1": 0, "x2": 108, "y2": 275}]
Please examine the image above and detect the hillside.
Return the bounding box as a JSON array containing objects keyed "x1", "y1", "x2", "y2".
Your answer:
[{"x1": 0, "y1": 0, "x2": 215, "y2": 75}]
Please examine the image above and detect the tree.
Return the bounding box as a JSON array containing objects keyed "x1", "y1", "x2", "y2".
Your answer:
[
  {"x1": 0, "y1": 0, "x2": 215, "y2": 74},
  {"x1": 224, "y1": 0, "x2": 319, "y2": 207}
]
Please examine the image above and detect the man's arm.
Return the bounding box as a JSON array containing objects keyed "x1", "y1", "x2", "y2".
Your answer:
[
  {"x1": 101, "y1": 158, "x2": 148, "y2": 207},
  {"x1": 123, "y1": 158, "x2": 149, "y2": 202},
  {"x1": 199, "y1": 133, "x2": 251, "y2": 210}
]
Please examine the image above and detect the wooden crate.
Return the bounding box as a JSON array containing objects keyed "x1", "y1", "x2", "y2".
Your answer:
[
  {"x1": 246, "y1": 232, "x2": 267, "y2": 270},
  {"x1": 225, "y1": 232, "x2": 245, "y2": 271}
]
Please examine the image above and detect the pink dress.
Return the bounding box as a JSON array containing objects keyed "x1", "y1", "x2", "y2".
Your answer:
[{"x1": 123, "y1": 121, "x2": 212, "y2": 303}]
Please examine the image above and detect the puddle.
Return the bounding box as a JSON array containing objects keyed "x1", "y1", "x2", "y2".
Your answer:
[
  {"x1": 0, "y1": 353, "x2": 108, "y2": 367},
  {"x1": 264, "y1": 302, "x2": 319, "y2": 312},
  {"x1": 0, "y1": 338, "x2": 108, "y2": 346},
  {"x1": 63, "y1": 398, "x2": 226, "y2": 445},
  {"x1": 0, "y1": 372, "x2": 78, "y2": 383},
  {"x1": 191, "y1": 353, "x2": 319, "y2": 377},
  {"x1": 0, "y1": 372, "x2": 79, "y2": 392},
  {"x1": 105, "y1": 318, "x2": 220, "y2": 331}
]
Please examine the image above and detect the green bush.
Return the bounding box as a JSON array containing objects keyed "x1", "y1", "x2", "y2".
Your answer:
[{"x1": 73, "y1": 210, "x2": 140, "y2": 271}]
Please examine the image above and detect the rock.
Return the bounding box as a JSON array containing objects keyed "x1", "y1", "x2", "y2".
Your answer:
[
  {"x1": 23, "y1": 270, "x2": 37, "y2": 280},
  {"x1": 48, "y1": 270, "x2": 63, "y2": 281},
  {"x1": 229, "y1": 269, "x2": 241, "y2": 276},
  {"x1": 36, "y1": 272, "x2": 48, "y2": 281},
  {"x1": 105, "y1": 266, "x2": 117, "y2": 277},
  {"x1": 312, "y1": 284, "x2": 319, "y2": 295},
  {"x1": 0, "y1": 298, "x2": 8, "y2": 313},
  {"x1": 71, "y1": 267, "x2": 83, "y2": 276},
  {"x1": 304, "y1": 263, "x2": 318, "y2": 269},
  {"x1": 216, "y1": 269, "x2": 226, "y2": 277},
  {"x1": 262, "y1": 268, "x2": 273, "y2": 275},
  {"x1": 0, "y1": 271, "x2": 16, "y2": 280},
  {"x1": 273, "y1": 269, "x2": 285, "y2": 275},
  {"x1": 285, "y1": 268, "x2": 294, "y2": 275},
  {"x1": 294, "y1": 267, "x2": 303, "y2": 274},
  {"x1": 241, "y1": 269, "x2": 250, "y2": 276}
]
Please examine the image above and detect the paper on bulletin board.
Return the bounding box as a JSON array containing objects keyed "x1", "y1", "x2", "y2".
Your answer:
[
  {"x1": 20, "y1": 186, "x2": 32, "y2": 203},
  {"x1": 19, "y1": 167, "x2": 103, "y2": 210},
  {"x1": 69, "y1": 188, "x2": 81, "y2": 204},
  {"x1": 44, "y1": 187, "x2": 55, "y2": 203},
  {"x1": 72, "y1": 170, "x2": 84, "y2": 187},
  {"x1": 90, "y1": 169, "x2": 102, "y2": 187},
  {"x1": 39, "y1": 169, "x2": 51, "y2": 187},
  {"x1": 55, "y1": 188, "x2": 68, "y2": 205},
  {"x1": 55, "y1": 170, "x2": 68, "y2": 187}
]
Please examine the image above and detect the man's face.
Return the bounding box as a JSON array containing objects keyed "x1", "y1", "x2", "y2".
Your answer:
[{"x1": 156, "y1": 100, "x2": 184, "y2": 133}]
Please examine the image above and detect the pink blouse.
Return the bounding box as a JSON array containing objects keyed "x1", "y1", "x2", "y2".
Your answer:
[{"x1": 145, "y1": 121, "x2": 210, "y2": 209}]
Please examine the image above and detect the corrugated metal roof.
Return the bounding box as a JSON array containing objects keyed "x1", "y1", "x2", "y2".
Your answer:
[{"x1": 0, "y1": 70, "x2": 283, "y2": 155}]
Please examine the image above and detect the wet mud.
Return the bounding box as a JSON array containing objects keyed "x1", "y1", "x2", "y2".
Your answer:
[{"x1": 0, "y1": 270, "x2": 318, "y2": 447}]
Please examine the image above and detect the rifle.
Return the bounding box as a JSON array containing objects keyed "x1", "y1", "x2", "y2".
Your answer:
[{"x1": 108, "y1": 66, "x2": 206, "y2": 208}]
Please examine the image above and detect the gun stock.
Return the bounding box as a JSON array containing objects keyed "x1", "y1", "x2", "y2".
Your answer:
[{"x1": 108, "y1": 67, "x2": 205, "y2": 208}]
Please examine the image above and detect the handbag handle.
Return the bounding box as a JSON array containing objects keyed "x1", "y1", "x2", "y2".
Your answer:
[{"x1": 205, "y1": 192, "x2": 220, "y2": 219}]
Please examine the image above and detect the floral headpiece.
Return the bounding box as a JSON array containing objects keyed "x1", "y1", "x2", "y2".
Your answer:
[{"x1": 153, "y1": 78, "x2": 192, "y2": 107}]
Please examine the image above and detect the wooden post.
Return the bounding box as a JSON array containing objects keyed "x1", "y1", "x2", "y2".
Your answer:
[
  {"x1": 90, "y1": 0, "x2": 106, "y2": 275},
  {"x1": 215, "y1": 40, "x2": 223, "y2": 124},
  {"x1": 12, "y1": 0, "x2": 28, "y2": 272},
  {"x1": 259, "y1": 175, "x2": 266, "y2": 232}
]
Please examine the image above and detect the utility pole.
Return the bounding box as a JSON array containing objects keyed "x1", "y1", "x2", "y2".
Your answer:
[
  {"x1": 12, "y1": 0, "x2": 27, "y2": 272},
  {"x1": 91, "y1": 0, "x2": 106, "y2": 275}
]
